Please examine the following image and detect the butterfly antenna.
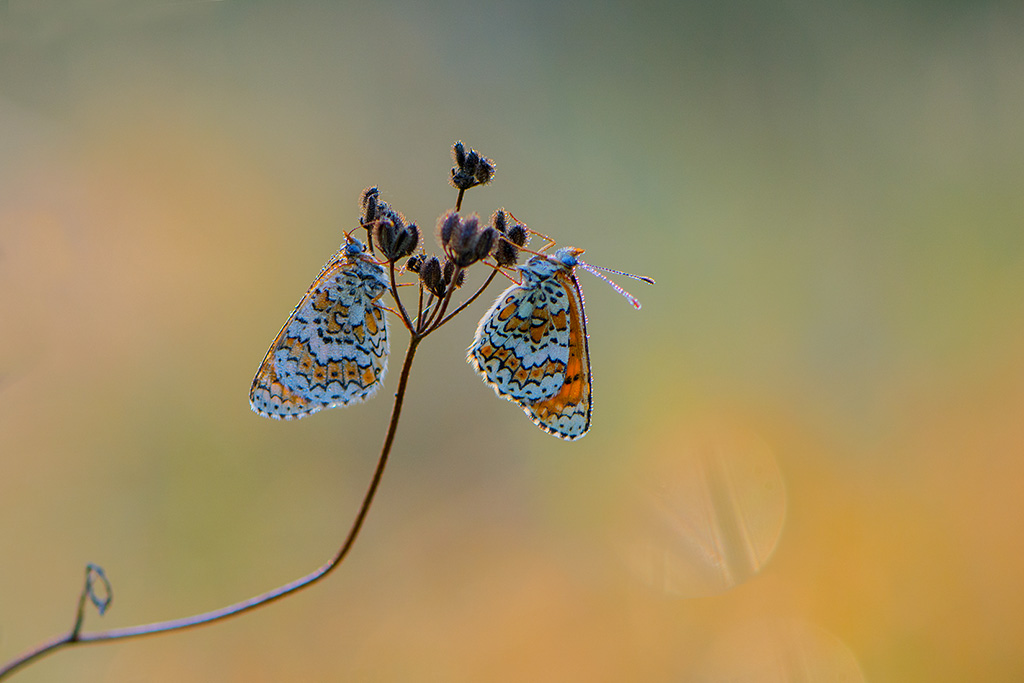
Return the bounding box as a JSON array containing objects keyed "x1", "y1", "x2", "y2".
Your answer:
[
  {"x1": 577, "y1": 262, "x2": 653, "y2": 310},
  {"x1": 582, "y1": 261, "x2": 655, "y2": 285},
  {"x1": 345, "y1": 224, "x2": 374, "y2": 246}
]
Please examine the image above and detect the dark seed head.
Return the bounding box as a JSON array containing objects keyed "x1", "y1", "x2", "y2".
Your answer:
[
  {"x1": 437, "y1": 211, "x2": 460, "y2": 249},
  {"x1": 473, "y1": 226, "x2": 497, "y2": 262},
  {"x1": 360, "y1": 186, "x2": 379, "y2": 224},
  {"x1": 451, "y1": 169, "x2": 474, "y2": 191},
  {"x1": 449, "y1": 214, "x2": 488, "y2": 267},
  {"x1": 406, "y1": 254, "x2": 424, "y2": 273},
  {"x1": 373, "y1": 217, "x2": 421, "y2": 261},
  {"x1": 450, "y1": 214, "x2": 479, "y2": 252},
  {"x1": 493, "y1": 239, "x2": 519, "y2": 267},
  {"x1": 474, "y1": 158, "x2": 494, "y2": 185},
  {"x1": 449, "y1": 142, "x2": 495, "y2": 191},
  {"x1": 420, "y1": 256, "x2": 445, "y2": 298},
  {"x1": 381, "y1": 204, "x2": 404, "y2": 231},
  {"x1": 393, "y1": 222, "x2": 420, "y2": 259},
  {"x1": 464, "y1": 150, "x2": 480, "y2": 174},
  {"x1": 370, "y1": 217, "x2": 392, "y2": 257},
  {"x1": 507, "y1": 221, "x2": 528, "y2": 247},
  {"x1": 491, "y1": 209, "x2": 508, "y2": 234},
  {"x1": 491, "y1": 216, "x2": 527, "y2": 267}
]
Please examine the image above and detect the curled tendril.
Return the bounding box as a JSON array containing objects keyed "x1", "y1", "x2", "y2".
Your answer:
[{"x1": 83, "y1": 564, "x2": 112, "y2": 618}]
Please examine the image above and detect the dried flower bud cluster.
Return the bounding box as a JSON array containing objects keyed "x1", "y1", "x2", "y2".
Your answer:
[
  {"x1": 353, "y1": 146, "x2": 525, "y2": 318},
  {"x1": 490, "y1": 209, "x2": 529, "y2": 267},
  {"x1": 416, "y1": 255, "x2": 465, "y2": 298},
  {"x1": 437, "y1": 211, "x2": 498, "y2": 267},
  {"x1": 450, "y1": 141, "x2": 495, "y2": 191},
  {"x1": 360, "y1": 186, "x2": 420, "y2": 261},
  {"x1": 373, "y1": 217, "x2": 420, "y2": 261},
  {"x1": 419, "y1": 256, "x2": 444, "y2": 297}
]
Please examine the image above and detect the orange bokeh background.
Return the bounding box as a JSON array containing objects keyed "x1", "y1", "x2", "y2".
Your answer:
[{"x1": 3, "y1": 2, "x2": 1024, "y2": 681}]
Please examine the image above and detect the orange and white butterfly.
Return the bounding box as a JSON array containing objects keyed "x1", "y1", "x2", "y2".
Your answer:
[
  {"x1": 250, "y1": 236, "x2": 390, "y2": 419},
  {"x1": 468, "y1": 247, "x2": 652, "y2": 440}
]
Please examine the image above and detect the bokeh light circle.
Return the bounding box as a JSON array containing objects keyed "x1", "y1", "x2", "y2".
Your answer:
[{"x1": 618, "y1": 422, "x2": 786, "y2": 597}]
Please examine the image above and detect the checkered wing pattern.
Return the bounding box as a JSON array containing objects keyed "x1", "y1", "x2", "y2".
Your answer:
[
  {"x1": 250, "y1": 240, "x2": 389, "y2": 419},
  {"x1": 469, "y1": 252, "x2": 593, "y2": 440}
]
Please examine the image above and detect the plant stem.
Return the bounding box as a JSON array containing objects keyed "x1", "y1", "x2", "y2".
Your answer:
[
  {"x1": 432, "y1": 269, "x2": 498, "y2": 332},
  {"x1": 389, "y1": 261, "x2": 413, "y2": 330},
  {"x1": 0, "y1": 336, "x2": 422, "y2": 681}
]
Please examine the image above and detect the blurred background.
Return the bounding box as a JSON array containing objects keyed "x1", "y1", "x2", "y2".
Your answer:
[{"x1": 2, "y1": 1, "x2": 1023, "y2": 680}]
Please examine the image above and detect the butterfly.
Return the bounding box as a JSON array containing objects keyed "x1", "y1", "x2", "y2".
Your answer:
[
  {"x1": 250, "y1": 236, "x2": 390, "y2": 419},
  {"x1": 468, "y1": 247, "x2": 651, "y2": 440}
]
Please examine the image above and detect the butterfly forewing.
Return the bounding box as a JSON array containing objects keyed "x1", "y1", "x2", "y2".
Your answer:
[
  {"x1": 469, "y1": 269, "x2": 572, "y2": 403},
  {"x1": 469, "y1": 252, "x2": 593, "y2": 440},
  {"x1": 250, "y1": 241, "x2": 389, "y2": 419}
]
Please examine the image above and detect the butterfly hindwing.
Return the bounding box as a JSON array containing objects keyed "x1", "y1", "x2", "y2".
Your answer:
[
  {"x1": 250, "y1": 240, "x2": 389, "y2": 419},
  {"x1": 524, "y1": 268, "x2": 592, "y2": 439},
  {"x1": 469, "y1": 250, "x2": 593, "y2": 440},
  {"x1": 469, "y1": 274, "x2": 571, "y2": 403}
]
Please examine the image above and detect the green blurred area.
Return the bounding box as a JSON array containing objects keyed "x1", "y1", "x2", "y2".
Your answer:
[{"x1": 2, "y1": 1, "x2": 1023, "y2": 681}]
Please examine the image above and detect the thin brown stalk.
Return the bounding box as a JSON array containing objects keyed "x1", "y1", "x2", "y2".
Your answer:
[
  {"x1": 432, "y1": 269, "x2": 499, "y2": 332},
  {"x1": 389, "y1": 261, "x2": 414, "y2": 331},
  {"x1": 0, "y1": 335, "x2": 423, "y2": 681}
]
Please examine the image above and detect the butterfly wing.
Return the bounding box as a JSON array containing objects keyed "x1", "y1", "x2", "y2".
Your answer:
[
  {"x1": 250, "y1": 341, "x2": 319, "y2": 418},
  {"x1": 469, "y1": 257, "x2": 593, "y2": 439},
  {"x1": 469, "y1": 275, "x2": 572, "y2": 405},
  {"x1": 524, "y1": 268, "x2": 592, "y2": 440},
  {"x1": 250, "y1": 253, "x2": 389, "y2": 419}
]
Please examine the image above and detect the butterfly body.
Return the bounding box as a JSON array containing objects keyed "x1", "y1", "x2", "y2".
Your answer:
[
  {"x1": 251, "y1": 238, "x2": 390, "y2": 419},
  {"x1": 469, "y1": 247, "x2": 593, "y2": 440}
]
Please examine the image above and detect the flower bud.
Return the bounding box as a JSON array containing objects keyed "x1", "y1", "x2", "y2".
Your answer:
[
  {"x1": 474, "y1": 158, "x2": 494, "y2": 185},
  {"x1": 492, "y1": 238, "x2": 519, "y2": 267},
  {"x1": 420, "y1": 256, "x2": 445, "y2": 298},
  {"x1": 491, "y1": 213, "x2": 528, "y2": 267},
  {"x1": 450, "y1": 214, "x2": 489, "y2": 267},
  {"x1": 464, "y1": 150, "x2": 480, "y2": 175},
  {"x1": 360, "y1": 186, "x2": 379, "y2": 224},
  {"x1": 437, "y1": 211, "x2": 460, "y2": 250},
  {"x1": 449, "y1": 141, "x2": 495, "y2": 190},
  {"x1": 473, "y1": 226, "x2": 497, "y2": 263},
  {"x1": 393, "y1": 222, "x2": 420, "y2": 259},
  {"x1": 507, "y1": 221, "x2": 528, "y2": 247},
  {"x1": 449, "y1": 214, "x2": 479, "y2": 254},
  {"x1": 491, "y1": 209, "x2": 508, "y2": 234},
  {"x1": 373, "y1": 217, "x2": 421, "y2": 261}
]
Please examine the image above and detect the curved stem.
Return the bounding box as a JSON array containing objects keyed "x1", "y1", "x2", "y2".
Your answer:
[
  {"x1": 389, "y1": 261, "x2": 413, "y2": 331},
  {"x1": 421, "y1": 265, "x2": 463, "y2": 332},
  {"x1": 0, "y1": 336, "x2": 422, "y2": 681}
]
